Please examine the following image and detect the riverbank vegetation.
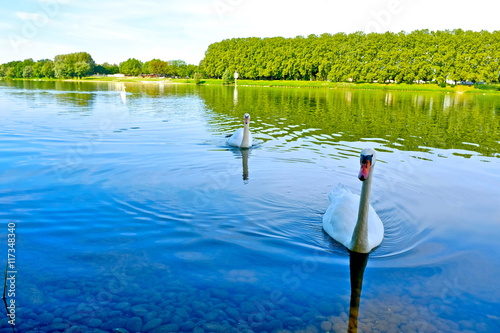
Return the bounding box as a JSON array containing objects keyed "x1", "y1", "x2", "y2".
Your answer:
[
  {"x1": 202, "y1": 29, "x2": 500, "y2": 85},
  {"x1": 3, "y1": 75, "x2": 500, "y2": 94},
  {"x1": 1, "y1": 29, "x2": 500, "y2": 90},
  {"x1": 0, "y1": 52, "x2": 197, "y2": 80},
  {"x1": 172, "y1": 78, "x2": 499, "y2": 93}
]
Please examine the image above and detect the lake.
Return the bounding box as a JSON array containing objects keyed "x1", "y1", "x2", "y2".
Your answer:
[{"x1": 1, "y1": 80, "x2": 499, "y2": 332}]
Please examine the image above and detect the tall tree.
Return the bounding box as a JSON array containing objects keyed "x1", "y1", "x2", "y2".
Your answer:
[
  {"x1": 119, "y1": 58, "x2": 143, "y2": 76},
  {"x1": 22, "y1": 66, "x2": 33, "y2": 78},
  {"x1": 53, "y1": 52, "x2": 95, "y2": 78},
  {"x1": 74, "y1": 62, "x2": 92, "y2": 79}
]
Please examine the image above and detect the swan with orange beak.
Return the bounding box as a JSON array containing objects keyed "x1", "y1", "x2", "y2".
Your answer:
[
  {"x1": 322, "y1": 148, "x2": 384, "y2": 253},
  {"x1": 227, "y1": 113, "x2": 253, "y2": 148},
  {"x1": 358, "y1": 151, "x2": 373, "y2": 181}
]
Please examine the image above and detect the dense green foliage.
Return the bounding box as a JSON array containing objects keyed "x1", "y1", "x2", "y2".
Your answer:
[
  {"x1": 54, "y1": 52, "x2": 95, "y2": 79},
  {"x1": 221, "y1": 68, "x2": 234, "y2": 85},
  {"x1": 3, "y1": 29, "x2": 499, "y2": 84},
  {"x1": 201, "y1": 29, "x2": 500, "y2": 84},
  {"x1": 119, "y1": 58, "x2": 143, "y2": 76},
  {"x1": 1, "y1": 53, "x2": 198, "y2": 79},
  {"x1": 118, "y1": 58, "x2": 198, "y2": 77},
  {"x1": 140, "y1": 59, "x2": 198, "y2": 77},
  {"x1": 0, "y1": 52, "x2": 97, "y2": 79},
  {"x1": 0, "y1": 58, "x2": 55, "y2": 79},
  {"x1": 94, "y1": 62, "x2": 120, "y2": 75}
]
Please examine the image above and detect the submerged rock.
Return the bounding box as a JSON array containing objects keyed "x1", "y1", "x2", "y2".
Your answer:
[
  {"x1": 203, "y1": 323, "x2": 229, "y2": 332},
  {"x1": 131, "y1": 304, "x2": 149, "y2": 318},
  {"x1": 240, "y1": 301, "x2": 257, "y2": 314},
  {"x1": 115, "y1": 302, "x2": 131, "y2": 311},
  {"x1": 321, "y1": 320, "x2": 332, "y2": 331},
  {"x1": 126, "y1": 316, "x2": 143, "y2": 332},
  {"x1": 104, "y1": 319, "x2": 129, "y2": 330},
  {"x1": 283, "y1": 316, "x2": 303, "y2": 327},
  {"x1": 225, "y1": 307, "x2": 240, "y2": 320},
  {"x1": 203, "y1": 309, "x2": 222, "y2": 322},
  {"x1": 54, "y1": 288, "x2": 81, "y2": 299},
  {"x1": 112, "y1": 329, "x2": 130, "y2": 333},
  {"x1": 151, "y1": 324, "x2": 179, "y2": 332},
  {"x1": 142, "y1": 318, "x2": 162, "y2": 332},
  {"x1": 38, "y1": 312, "x2": 55, "y2": 325},
  {"x1": 180, "y1": 321, "x2": 197, "y2": 331},
  {"x1": 266, "y1": 319, "x2": 284, "y2": 331},
  {"x1": 87, "y1": 318, "x2": 103, "y2": 328},
  {"x1": 175, "y1": 307, "x2": 190, "y2": 319},
  {"x1": 46, "y1": 322, "x2": 70, "y2": 331}
]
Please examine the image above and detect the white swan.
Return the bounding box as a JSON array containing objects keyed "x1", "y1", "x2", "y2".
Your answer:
[
  {"x1": 227, "y1": 113, "x2": 253, "y2": 148},
  {"x1": 322, "y1": 148, "x2": 384, "y2": 253}
]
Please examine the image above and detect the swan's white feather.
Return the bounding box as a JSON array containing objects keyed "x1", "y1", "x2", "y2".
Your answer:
[
  {"x1": 322, "y1": 184, "x2": 384, "y2": 251},
  {"x1": 227, "y1": 128, "x2": 253, "y2": 148}
]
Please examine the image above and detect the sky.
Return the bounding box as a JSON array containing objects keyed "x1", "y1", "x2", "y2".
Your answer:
[{"x1": 1, "y1": 0, "x2": 499, "y2": 66}]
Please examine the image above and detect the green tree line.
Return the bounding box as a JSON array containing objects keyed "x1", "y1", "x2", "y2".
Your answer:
[
  {"x1": 200, "y1": 29, "x2": 500, "y2": 84},
  {"x1": 0, "y1": 52, "x2": 198, "y2": 79},
  {"x1": 119, "y1": 58, "x2": 198, "y2": 77}
]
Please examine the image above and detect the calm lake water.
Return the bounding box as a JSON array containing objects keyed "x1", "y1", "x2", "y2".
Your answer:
[{"x1": 1, "y1": 80, "x2": 499, "y2": 333}]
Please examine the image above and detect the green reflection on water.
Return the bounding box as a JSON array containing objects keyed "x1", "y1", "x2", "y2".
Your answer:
[
  {"x1": 2, "y1": 80, "x2": 499, "y2": 157},
  {"x1": 198, "y1": 86, "x2": 500, "y2": 157}
]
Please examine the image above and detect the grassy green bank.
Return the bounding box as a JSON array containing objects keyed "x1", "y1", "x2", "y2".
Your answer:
[
  {"x1": 173, "y1": 78, "x2": 500, "y2": 94},
  {"x1": 5, "y1": 76, "x2": 500, "y2": 94}
]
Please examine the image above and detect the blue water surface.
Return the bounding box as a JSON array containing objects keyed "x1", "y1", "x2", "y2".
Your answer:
[{"x1": 1, "y1": 80, "x2": 499, "y2": 333}]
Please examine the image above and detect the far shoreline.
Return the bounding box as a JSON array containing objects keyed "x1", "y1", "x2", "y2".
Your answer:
[{"x1": 3, "y1": 77, "x2": 500, "y2": 94}]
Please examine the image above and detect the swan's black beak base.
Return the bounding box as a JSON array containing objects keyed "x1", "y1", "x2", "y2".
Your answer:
[{"x1": 358, "y1": 154, "x2": 373, "y2": 181}]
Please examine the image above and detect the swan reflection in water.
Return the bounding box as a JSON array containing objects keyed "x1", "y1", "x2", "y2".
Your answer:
[
  {"x1": 241, "y1": 148, "x2": 249, "y2": 182},
  {"x1": 228, "y1": 147, "x2": 250, "y2": 183},
  {"x1": 347, "y1": 251, "x2": 369, "y2": 333},
  {"x1": 115, "y1": 82, "x2": 126, "y2": 104}
]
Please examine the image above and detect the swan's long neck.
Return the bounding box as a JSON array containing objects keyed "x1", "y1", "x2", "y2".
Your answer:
[
  {"x1": 350, "y1": 169, "x2": 373, "y2": 253},
  {"x1": 241, "y1": 121, "x2": 250, "y2": 148}
]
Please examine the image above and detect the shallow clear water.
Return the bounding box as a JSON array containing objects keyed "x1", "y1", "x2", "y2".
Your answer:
[{"x1": 1, "y1": 80, "x2": 499, "y2": 332}]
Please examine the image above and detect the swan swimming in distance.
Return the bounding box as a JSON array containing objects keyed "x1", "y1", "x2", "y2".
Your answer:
[
  {"x1": 322, "y1": 148, "x2": 384, "y2": 253},
  {"x1": 226, "y1": 113, "x2": 253, "y2": 148}
]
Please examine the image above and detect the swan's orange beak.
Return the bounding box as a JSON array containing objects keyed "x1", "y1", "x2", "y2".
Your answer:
[{"x1": 358, "y1": 161, "x2": 371, "y2": 181}]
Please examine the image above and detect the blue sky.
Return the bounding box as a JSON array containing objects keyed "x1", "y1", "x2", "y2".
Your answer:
[{"x1": 1, "y1": 0, "x2": 498, "y2": 65}]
